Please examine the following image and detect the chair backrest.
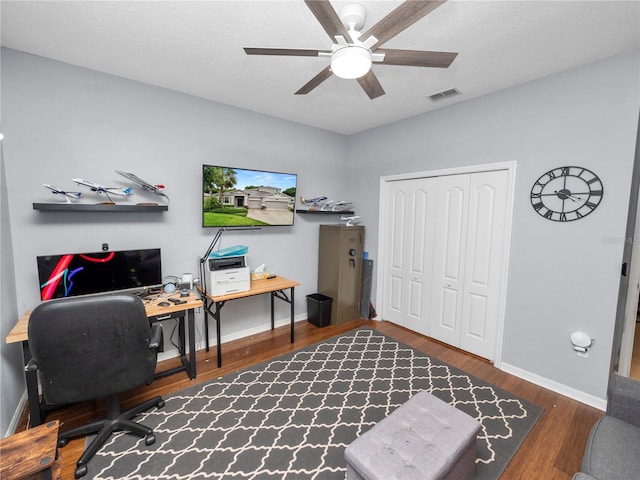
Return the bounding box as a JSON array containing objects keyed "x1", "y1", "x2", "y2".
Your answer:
[{"x1": 29, "y1": 293, "x2": 157, "y2": 405}]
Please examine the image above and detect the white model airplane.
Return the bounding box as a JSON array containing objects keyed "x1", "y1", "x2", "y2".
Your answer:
[
  {"x1": 72, "y1": 178, "x2": 132, "y2": 203},
  {"x1": 299, "y1": 196, "x2": 353, "y2": 212},
  {"x1": 43, "y1": 184, "x2": 82, "y2": 203},
  {"x1": 115, "y1": 170, "x2": 169, "y2": 202},
  {"x1": 300, "y1": 196, "x2": 327, "y2": 205},
  {"x1": 323, "y1": 200, "x2": 353, "y2": 212},
  {"x1": 341, "y1": 216, "x2": 361, "y2": 226}
]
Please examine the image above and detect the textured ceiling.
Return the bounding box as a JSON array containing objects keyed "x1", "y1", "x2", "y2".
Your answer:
[{"x1": 1, "y1": 1, "x2": 639, "y2": 134}]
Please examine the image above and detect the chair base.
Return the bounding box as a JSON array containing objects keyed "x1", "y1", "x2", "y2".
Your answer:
[{"x1": 58, "y1": 394, "x2": 165, "y2": 479}]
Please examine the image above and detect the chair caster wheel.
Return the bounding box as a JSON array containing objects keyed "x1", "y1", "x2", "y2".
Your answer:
[
  {"x1": 74, "y1": 464, "x2": 88, "y2": 478},
  {"x1": 156, "y1": 399, "x2": 165, "y2": 408},
  {"x1": 58, "y1": 438, "x2": 69, "y2": 448},
  {"x1": 145, "y1": 433, "x2": 156, "y2": 446}
]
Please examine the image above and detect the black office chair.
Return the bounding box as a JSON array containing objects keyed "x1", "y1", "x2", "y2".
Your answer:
[{"x1": 27, "y1": 294, "x2": 165, "y2": 479}]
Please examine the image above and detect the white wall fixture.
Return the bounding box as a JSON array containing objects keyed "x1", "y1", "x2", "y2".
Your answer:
[{"x1": 571, "y1": 330, "x2": 594, "y2": 358}]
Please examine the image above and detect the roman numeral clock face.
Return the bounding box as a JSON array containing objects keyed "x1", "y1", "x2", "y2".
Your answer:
[{"x1": 530, "y1": 166, "x2": 603, "y2": 222}]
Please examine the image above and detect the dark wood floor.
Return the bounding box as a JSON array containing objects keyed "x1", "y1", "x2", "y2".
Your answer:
[{"x1": 17, "y1": 319, "x2": 602, "y2": 479}]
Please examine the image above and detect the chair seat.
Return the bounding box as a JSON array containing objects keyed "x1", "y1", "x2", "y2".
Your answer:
[{"x1": 581, "y1": 416, "x2": 640, "y2": 480}]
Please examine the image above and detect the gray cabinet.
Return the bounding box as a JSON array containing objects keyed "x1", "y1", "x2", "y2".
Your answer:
[{"x1": 318, "y1": 224, "x2": 365, "y2": 325}]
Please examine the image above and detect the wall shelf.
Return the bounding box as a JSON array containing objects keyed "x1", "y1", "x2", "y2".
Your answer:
[
  {"x1": 296, "y1": 210, "x2": 354, "y2": 215},
  {"x1": 33, "y1": 203, "x2": 168, "y2": 212}
]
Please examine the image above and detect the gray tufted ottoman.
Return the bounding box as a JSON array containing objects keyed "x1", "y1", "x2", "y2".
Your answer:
[{"x1": 344, "y1": 391, "x2": 481, "y2": 480}]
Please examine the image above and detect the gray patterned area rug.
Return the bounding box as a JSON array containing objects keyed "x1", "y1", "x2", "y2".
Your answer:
[{"x1": 87, "y1": 328, "x2": 542, "y2": 479}]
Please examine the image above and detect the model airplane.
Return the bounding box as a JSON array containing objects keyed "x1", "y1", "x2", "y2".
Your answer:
[
  {"x1": 341, "y1": 216, "x2": 361, "y2": 226},
  {"x1": 323, "y1": 200, "x2": 353, "y2": 212},
  {"x1": 72, "y1": 178, "x2": 132, "y2": 203},
  {"x1": 116, "y1": 170, "x2": 169, "y2": 202},
  {"x1": 300, "y1": 196, "x2": 327, "y2": 205},
  {"x1": 43, "y1": 184, "x2": 82, "y2": 203},
  {"x1": 299, "y1": 196, "x2": 353, "y2": 212}
]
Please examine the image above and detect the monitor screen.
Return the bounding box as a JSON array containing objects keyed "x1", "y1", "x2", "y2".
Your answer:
[
  {"x1": 37, "y1": 248, "x2": 162, "y2": 301},
  {"x1": 202, "y1": 165, "x2": 297, "y2": 227}
]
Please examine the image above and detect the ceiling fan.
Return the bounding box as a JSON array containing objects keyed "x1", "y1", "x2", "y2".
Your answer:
[{"x1": 244, "y1": 0, "x2": 458, "y2": 100}]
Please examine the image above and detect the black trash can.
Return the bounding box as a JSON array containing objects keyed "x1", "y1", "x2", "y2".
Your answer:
[{"x1": 306, "y1": 293, "x2": 332, "y2": 327}]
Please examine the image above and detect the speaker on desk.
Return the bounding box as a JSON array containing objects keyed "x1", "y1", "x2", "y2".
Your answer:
[{"x1": 163, "y1": 276, "x2": 179, "y2": 294}]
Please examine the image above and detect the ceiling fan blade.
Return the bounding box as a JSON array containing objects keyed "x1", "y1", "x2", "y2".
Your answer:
[
  {"x1": 244, "y1": 47, "x2": 329, "y2": 57},
  {"x1": 376, "y1": 49, "x2": 458, "y2": 68},
  {"x1": 295, "y1": 66, "x2": 333, "y2": 95},
  {"x1": 362, "y1": 0, "x2": 447, "y2": 50},
  {"x1": 357, "y1": 70, "x2": 385, "y2": 100},
  {"x1": 304, "y1": 0, "x2": 353, "y2": 44}
]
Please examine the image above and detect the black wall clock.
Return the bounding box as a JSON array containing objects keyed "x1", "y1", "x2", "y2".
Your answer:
[{"x1": 530, "y1": 166, "x2": 603, "y2": 222}]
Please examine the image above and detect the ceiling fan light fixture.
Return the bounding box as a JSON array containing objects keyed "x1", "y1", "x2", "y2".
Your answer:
[{"x1": 331, "y1": 46, "x2": 372, "y2": 79}]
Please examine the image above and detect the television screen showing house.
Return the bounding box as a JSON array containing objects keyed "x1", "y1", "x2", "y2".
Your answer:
[{"x1": 202, "y1": 165, "x2": 297, "y2": 227}]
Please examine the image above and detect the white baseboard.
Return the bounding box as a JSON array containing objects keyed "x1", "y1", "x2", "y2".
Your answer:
[
  {"x1": 500, "y1": 362, "x2": 607, "y2": 411},
  {"x1": 6, "y1": 390, "x2": 28, "y2": 436}
]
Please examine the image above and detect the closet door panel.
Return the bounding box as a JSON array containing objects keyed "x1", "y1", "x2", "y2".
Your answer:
[
  {"x1": 383, "y1": 188, "x2": 407, "y2": 325},
  {"x1": 460, "y1": 170, "x2": 509, "y2": 360},
  {"x1": 382, "y1": 179, "x2": 435, "y2": 335},
  {"x1": 405, "y1": 186, "x2": 434, "y2": 334},
  {"x1": 430, "y1": 175, "x2": 470, "y2": 346}
]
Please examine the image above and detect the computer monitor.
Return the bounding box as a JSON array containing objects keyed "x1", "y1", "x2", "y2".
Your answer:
[{"x1": 36, "y1": 248, "x2": 162, "y2": 301}]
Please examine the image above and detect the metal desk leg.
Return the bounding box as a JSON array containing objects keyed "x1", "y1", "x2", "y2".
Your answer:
[
  {"x1": 215, "y1": 301, "x2": 223, "y2": 368},
  {"x1": 203, "y1": 299, "x2": 210, "y2": 352},
  {"x1": 178, "y1": 316, "x2": 186, "y2": 358},
  {"x1": 187, "y1": 308, "x2": 196, "y2": 379},
  {"x1": 273, "y1": 288, "x2": 296, "y2": 344},
  {"x1": 271, "y1": 292, "x2": 275, "y2": 330},
  {"x1": 290, "y1": 287, "x2": 295, "y2": 343},
  {"x1": 22, "y1": 341, "x2": 43, "y2": 427}
]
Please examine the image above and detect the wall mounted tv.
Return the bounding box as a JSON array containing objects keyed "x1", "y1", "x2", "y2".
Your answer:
[
  {"x1": 202, "y1": 165, "x2": 297, "y2": 227},
  {"x1": 37, "y1": 248, "x2": 162, "y2": 301}
]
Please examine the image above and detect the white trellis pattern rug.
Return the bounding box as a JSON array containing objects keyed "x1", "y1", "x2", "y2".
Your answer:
[{"x1": 87, "y1": 329, "x2": 542, "y2": 480}]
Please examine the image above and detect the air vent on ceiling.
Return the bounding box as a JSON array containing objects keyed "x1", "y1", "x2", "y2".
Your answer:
[{"x1": 428, "y1": 88, "x2": 461, "y2": 101}]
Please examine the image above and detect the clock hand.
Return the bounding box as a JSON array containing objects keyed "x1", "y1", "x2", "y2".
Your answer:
[{"x1": 554, "y1": 190, "x2": 582, "y2": 202}]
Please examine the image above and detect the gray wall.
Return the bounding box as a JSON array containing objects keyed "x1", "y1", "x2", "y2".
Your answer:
[
  {"x1": 1, "y1": 144, "x2": 25, "y2": 436},
  {"x1": 1, "y1": 47, "x2": 639, "y2": 433},
  {"x1": 0, "y1": 48, "x2": 347, "y2": 434},
  {"x1": 346, "y1": 51, "x2": 640, "y2": 402}
]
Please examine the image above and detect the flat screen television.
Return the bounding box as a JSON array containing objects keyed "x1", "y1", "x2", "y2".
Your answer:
[
  {"x1": 202, "y1": 165, "x2": 297, "y2": 227},
  {"x1": 37, "y1": 248, "x2": 162, "y2": 301}
]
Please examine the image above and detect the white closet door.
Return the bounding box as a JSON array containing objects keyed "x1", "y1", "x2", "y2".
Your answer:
[
  {"x1": 380, "y1": 165, "x2": 512, "y2": 362},
  {"x1": 429, "y1": 174, "x2": 470, "y2": 346},
  {"x1": 459, "y1": 170, "x2": 509, "y2": 359},
  {"x1": 382, "y1": 178, "x2": 436, "y2": 334}
]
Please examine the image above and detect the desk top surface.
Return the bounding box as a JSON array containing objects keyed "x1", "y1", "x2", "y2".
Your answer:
[
  {"x1": 205, "y1": 275, "x2": 300, "y2": 302},
  {"x1": 0, "y1": 420, "x2": 59, "y2": 479},
  {"x1": 6, "y1": 291, "x2": 202, "y2": 345}
]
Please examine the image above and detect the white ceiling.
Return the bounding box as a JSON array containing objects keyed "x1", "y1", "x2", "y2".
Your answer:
[{"x1": 1, "y1": 1, "x2": 639, "y2": 135}]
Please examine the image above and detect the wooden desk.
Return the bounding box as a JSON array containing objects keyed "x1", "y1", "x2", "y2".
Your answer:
[
  {"x1": 202, "y1": 276, "x2": 300, "y2": 368},
  {"x1": 0, "y1": 420, "x2": 59, "y2": 480},
  {"x1": 6, "y1": 292, "x2": 202, "y2": 427}
]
